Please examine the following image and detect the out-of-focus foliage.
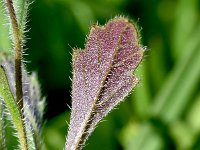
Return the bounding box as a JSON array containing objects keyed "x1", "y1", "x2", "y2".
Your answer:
[{"x1": 1, "y1": 0, "x2": 200, "y2": 149}]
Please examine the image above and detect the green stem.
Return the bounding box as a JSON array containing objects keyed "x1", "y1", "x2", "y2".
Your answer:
[
  {"x1": 4, "y1": 0, "x2": 28, "y2": 149},
  {"x1": 5, "y1": 0, "x2": 23, "y2": 110}
]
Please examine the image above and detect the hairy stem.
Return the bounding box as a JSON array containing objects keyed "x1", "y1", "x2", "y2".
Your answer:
[
  {"x1": 5, "y1": 0, "x2": 23, "y2": 110},
  {"x1": 4, "y1": 1, "x2": 28, "y2": 149}
]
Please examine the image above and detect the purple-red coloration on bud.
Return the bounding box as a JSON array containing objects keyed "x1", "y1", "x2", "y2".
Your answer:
[{"x1": 66, "y1": 17, "x2": 144, "y2": 150}]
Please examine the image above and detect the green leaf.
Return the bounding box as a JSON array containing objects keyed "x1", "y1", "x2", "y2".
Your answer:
[
  {"x1": 151, "y1": 25, "x2": 200, "y2": 123},
  {"x1": 0, "y1": 66, "x2": 28, "y2": 150},
  {"x1": 172, "y1": 0, "x2": 199, "y2": 58}
]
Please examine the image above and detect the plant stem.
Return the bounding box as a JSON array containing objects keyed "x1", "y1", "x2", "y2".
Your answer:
[
  {"x1": 5, "y1": 0, "x2": 23, "y2": 110},
  {"x1": 4, "y1": 1, "x2": 28, "y2": 150}
]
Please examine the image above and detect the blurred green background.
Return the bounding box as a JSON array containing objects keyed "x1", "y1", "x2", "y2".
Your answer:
[{"x1": 1, "y1": 0, "x2": 200, "y2": 149}]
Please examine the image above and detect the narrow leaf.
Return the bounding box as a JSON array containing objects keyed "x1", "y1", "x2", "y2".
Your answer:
[
  {"x1": 66, "y1": 17, "x2": 144, "y2": 150},
  {"x1": 23, "y1": 72, "x2": 45, "y2": 149},
  {"x1": 1, "y1": 54, "x2": 45, "y2": 149},
  {"x1": 0, "y1": 65, "x2": 28, "y2": 150}
]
